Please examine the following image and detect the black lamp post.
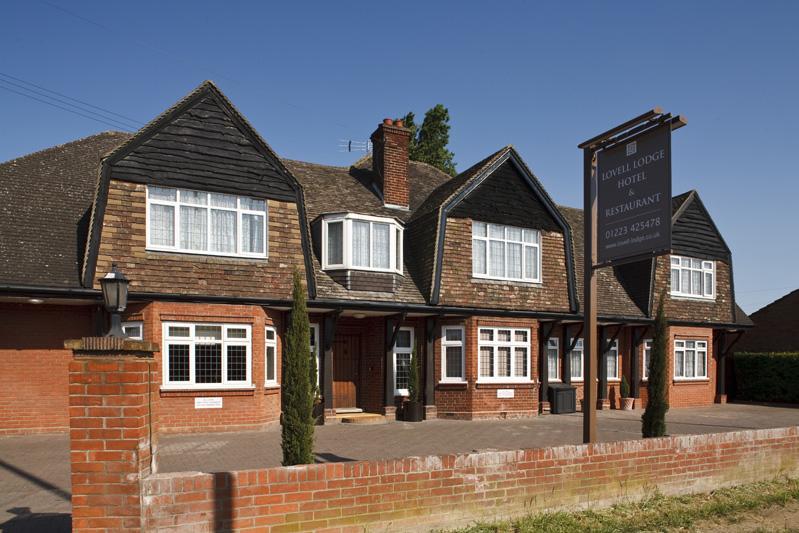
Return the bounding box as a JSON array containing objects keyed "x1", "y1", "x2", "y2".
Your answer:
[{"x1": 100, "y1": 263, "x2": 129, "y2": 338}]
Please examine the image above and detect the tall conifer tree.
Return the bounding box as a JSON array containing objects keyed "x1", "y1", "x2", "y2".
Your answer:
[
  {"x1": 281, "y1": 269, "x2": 314, "y2": 465},
  {"x1": 642, "y1": 293, "x2": 670, "y2": 438},
  {"x1": 400, "y1": 104, "x2": 457, "y2": 176}
]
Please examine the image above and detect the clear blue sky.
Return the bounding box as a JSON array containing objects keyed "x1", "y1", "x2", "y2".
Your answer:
[{"x1": 2, "y1": 1, "x2": 797, "y2": 313}]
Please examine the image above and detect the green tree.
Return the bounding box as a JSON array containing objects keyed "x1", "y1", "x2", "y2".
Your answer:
[
  {"x1": 642, "y1": 293, "x2": 669, "y2": 438},
  {"x1": 281, "y1": 269, "x2": 314, "y2": 465},
  {"x1": 400, "y1": 104, "x2": 457, "y2": 176}
]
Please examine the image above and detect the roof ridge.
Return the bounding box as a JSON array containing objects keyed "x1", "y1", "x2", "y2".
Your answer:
[{"x1": 0, "y1": 131, "x2": 131, "y2": 167}]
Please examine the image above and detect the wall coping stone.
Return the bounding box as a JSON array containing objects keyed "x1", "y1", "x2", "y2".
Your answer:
[{"x1": 64, "y1": 336, "x2": 159, "y2": 355}]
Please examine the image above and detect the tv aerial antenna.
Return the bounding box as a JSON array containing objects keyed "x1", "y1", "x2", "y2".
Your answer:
[{"x1": 338, "y1": 139, "x2": 372, "y2": 153}]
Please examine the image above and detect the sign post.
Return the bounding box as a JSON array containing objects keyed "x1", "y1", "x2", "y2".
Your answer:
[{"x1": 578, "y1": 109, "x2": 685, "y2": 444}]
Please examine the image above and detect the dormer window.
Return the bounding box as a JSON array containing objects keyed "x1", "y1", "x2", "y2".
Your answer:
[
  {"x1": 146, "y1": 186, "x2": 267, "y2": 259},
  {"x1": 321, "y1": 214, "x2": 403, "y2": 274},
  {"x1": 670, "y1": 255, "x2": 715, "y2": 299}
]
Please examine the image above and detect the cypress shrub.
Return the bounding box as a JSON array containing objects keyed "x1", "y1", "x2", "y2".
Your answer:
[
  {"x1": 642, "y1": 293, "x2": 669, "y2": 438},
  {"x1": 281, "y1": 269, "x2": 314, "y2": 465},
  {"x1": 734, "y1": 352, "x2": 799, "y2": 403}
]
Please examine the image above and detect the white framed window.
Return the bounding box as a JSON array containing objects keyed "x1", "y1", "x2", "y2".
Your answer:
[
  {"x1": 265, "y1": 326, "x2": 278, "y2": 387},
  {"x1": 642, "y1": 339, "x2": 653, "y2": 380},
  {"x1": 162, "y1": 322, "x2": 252, "y2": 389},
  {"x1": 674, "y1": 339, "x2": 708, "y2": 379},
  {"x1": 441, "y1": 326, "x2": 465, "y2": 382},
  {"x1": 569, "y1": 338, "x2": 584, "y2": 381},
  {"x1": 547, "y1": 338, "x2": 560, "y2": 381},
  {"x1": 310, "y1": 323, "x2": 320, "y2": 388},
  {"x1": 393, "y1": 327, "x2": 414, "y2": 395},
  {"x1": 472, "y1": 222, "x2": 541, "y2": 283},
  {"x1": 670, "y1": 255, "x2": 715, "y2": 299},
  {"x1": 321, "y1": 214, "x2": 403, "y2": 274},
  {"x1": 606, "y1": 339, "x2": 619, "y2": 380},
  {"x1": 477, "y1": 327, "x2": 530, "y2": 382},
  {"x1": 146, "y1": 185, "x2": 267, "y2": 259},
  {"x1": 122, "y1": 321, "x2": 143, "y2": 340}
]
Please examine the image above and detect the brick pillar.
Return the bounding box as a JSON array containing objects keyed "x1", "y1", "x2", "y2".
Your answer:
[{"x1": 66, "y1": 337, "x2": 159, "y2": 532}]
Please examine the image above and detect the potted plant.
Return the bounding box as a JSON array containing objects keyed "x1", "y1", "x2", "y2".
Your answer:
[
  {"x1": 620, "y1": 375, "x2": 634, "y2": 410},
  {"x1": 404, "y1": 345, "x2": 424, "y2": 422}
]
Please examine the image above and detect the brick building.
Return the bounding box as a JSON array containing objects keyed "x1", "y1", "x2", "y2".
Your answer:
[{"x1": 0, "y1": 81, "x2": 751, "y2": 435}]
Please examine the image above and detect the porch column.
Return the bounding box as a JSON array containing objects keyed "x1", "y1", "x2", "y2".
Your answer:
[
  {"x1": 597, "y1": 326, "x2": 609, "y2": 409},
  {"x1": 424, "y1": 316, "x2": 438, "y2": 420},
  {"x1": 630, "y1": 328, "x2": 641, "y2": 402},
  {"x1": 322, "y1": 312, "x2": 338, "y2": 419},
  {"x1": 539, "y1": 324, "x2": 550, "y2": 414},
  {"x1": 561, "y1": 326, "x2": 571, "y2": 385},
  {"x1": 715, "y1": 331, "x2": 728, "y2": 404},
  {"x1": 384, "y1": 317, "x2": 397, "y2": 420}
]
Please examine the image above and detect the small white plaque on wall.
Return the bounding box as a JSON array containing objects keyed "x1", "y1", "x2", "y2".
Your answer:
[
  {"x1": 195, "y1": 397, "x2": 223, "y2": 409},
  {"x1": 497, "y1": 389, "x2": 515, "y2": 399}
]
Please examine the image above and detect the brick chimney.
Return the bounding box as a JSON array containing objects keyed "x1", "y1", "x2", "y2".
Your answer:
[{"x1": 370, "y1": 118, "x2": 411, "y2": 209}]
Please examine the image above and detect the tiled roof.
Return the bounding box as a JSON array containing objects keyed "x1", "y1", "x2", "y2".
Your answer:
[
  {"x1": 0, "y1": 131, "x2": 132, "y2": 288},
  {"x1": 283, "y1": 157, "x2": 452, "y2": 302}
]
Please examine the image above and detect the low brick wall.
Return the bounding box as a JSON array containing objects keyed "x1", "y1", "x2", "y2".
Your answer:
[{"x1": 142, "y1": 426, "x2": 799, "y2": 532}]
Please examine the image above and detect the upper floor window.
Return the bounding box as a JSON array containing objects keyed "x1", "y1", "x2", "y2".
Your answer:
[
  {"x1": 321, "y1": 214, "x2": 403, "y2": 274},
  {"x1": 162, "y1": 322, "x2": 252, "y2": 389},
  {"x1": 472, "y1": 222, "x2": 541, "y2": 283},
  {"x1": 147, "y1": 186, "x2": 267, "y2": 259},
  {"x1": 670, "y1": 255, "x2": 714, "y2": 299}
]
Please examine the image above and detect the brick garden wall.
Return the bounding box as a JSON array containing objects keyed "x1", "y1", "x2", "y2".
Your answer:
[{"x1": 141, "y1": 426, "x2": 799, "y2": 532}]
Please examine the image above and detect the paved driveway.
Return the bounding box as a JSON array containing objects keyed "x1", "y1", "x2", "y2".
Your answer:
[{"x1": 1, "y1": 403, "x2": 798, "y2": 530}]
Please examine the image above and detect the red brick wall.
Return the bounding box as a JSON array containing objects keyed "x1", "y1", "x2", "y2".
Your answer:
[
  {"x1": 128, "y1": 301, "x2": 284, "y2": 434},
  {"x1": 94, "y1": 179, "x2": 307, "y2": 298},
  {"x1": 435, "y1": 316, "x2": 539, "y2": 419},
  {"x1": 0, "y1": 303, "x2": 97, "y2": 435},
  {"x1": 142, "y1": 426, "x2": 799, "y2": 532}
]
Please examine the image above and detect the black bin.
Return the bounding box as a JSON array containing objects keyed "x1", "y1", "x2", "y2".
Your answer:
[{"x1": 548, "y1": 383, "x2": 576, "y2": 414}]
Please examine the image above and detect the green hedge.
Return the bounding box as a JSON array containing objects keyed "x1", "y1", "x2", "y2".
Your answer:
[{"x1": 734, "y1": 352, "x2": 799, "y2": 403}]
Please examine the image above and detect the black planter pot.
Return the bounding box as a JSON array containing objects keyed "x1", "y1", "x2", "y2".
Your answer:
[{"x1": 404, "y1": 400, "x2": 424, "y2": 422}]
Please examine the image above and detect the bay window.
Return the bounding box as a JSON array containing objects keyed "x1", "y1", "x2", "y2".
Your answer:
[
  {"x1": 477, "y1": 327, "x2": 530, "y2": 382},
  {"x1": 606, "y1": 339, "x2": 619, "y2": 380},
  {"x1": 322, "y1": 214, "x2": 403, "y2": 274},
  {"x1": 265, "y1": 327, "x2": 278, "y2": 386},
  {"x1": 569, "y1": 338, "x2": 584, "y2": 381},
  {"x1": 393, "y1": 328, "x2": 414, "y2": 395},
  {"x1": 441, "y1": 326, "x2": 465, "y2": 382},
  {"x1": 547, "y1": 338, "x2": 560, "y2": 381},
  {"x1": 642, "y1": 339, "x2": 653, "y2": 380},
  {"x1": 162, "y1": 322, "x2": 252, "y2": 389},
  {"x1": 472, "y1": 222, "x2": 541, "y2": 283},
  {"x1": 670, "y1": 256, "x2": 715, "y2": 299},
  {"x1": 674, "y1": 339, "x2": 708, "y2": 379},
  {"x1": 147, "y1": 186, "x2": 267, "y2": 258}
]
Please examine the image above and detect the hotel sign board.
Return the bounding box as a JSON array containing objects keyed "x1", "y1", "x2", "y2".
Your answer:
[{"x1": 596, "y1": 123, "x2": 672, "y2": 266}]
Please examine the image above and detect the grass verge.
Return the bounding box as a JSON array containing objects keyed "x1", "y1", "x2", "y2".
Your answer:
[{"x1": 447, "y1": 476, "x2": 799, "y2": 532}]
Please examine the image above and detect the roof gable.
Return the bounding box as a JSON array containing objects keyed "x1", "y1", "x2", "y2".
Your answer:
[
  {"x1": 422, "y1": 147, "x2": 577, "y2": 308},
  {"x1": 671, "y1": 190, "x2": 730, "y2": 260}
]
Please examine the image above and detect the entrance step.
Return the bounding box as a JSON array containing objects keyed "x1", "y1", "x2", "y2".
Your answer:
[{"x1": 332, "y1": 412, "x2": 387, "y2": 425}]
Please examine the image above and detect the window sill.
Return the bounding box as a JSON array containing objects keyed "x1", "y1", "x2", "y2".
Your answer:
[
  {"x1": 471, "y1": 276, "x2": 542, "y2": 287},
  {"x1": 475, "y1": 381, "x2": 535, "y2": 389},
  {"x1": 160, "y1": 387, "x2": 255, "y2": 397},
  {"x1": 669, "y1": 294, "x2": 716, "y2": 302},
  {"x1": 264, "y1": 384, "x2": 280, "y2": 394},
  {"x1": 146, "y1": 248, "x2": 268, "y2": 262},
  {"x1": 673, "y1": 378, "x2": 710, "y2": 384},
  {"x1": 438, "y1": 381, "x2": 468, "y2": 388}
]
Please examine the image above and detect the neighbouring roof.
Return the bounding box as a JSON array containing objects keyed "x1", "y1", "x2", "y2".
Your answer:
[{"x1": 0, "y1": 131, "x2": 132, "y2": 288}]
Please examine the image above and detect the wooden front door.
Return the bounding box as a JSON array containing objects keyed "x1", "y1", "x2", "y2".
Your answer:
[{"x1": 333, "y1": 334, "x2": 360, "y2": 408}]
